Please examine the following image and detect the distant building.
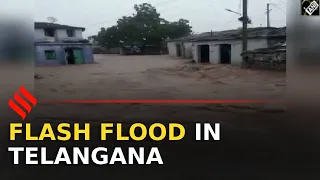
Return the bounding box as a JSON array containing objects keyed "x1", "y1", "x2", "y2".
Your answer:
[
  {"x1": 167, "y1": 27, "x2": 286, "y2": 66},
  {"x1": 34, "y1": 22, "x2": 94, "y2": 65},
  {"x1": 92, "y1": 46, "x2": 120, "y2": 54},
  {"x1": 119, "y1": 44, "x2": 164, "y2": 55}
]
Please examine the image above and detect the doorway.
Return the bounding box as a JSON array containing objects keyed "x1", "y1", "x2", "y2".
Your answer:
[
  {"x1": 220, "y1": 44, "x2": 231, "y2": 64},
  {"x1": 176, "y1": 44, "x2": 182, "y2": 57},
  {"x1": 65, "y1": 48, "x2": 75, "y2": 64},
  {"x1": 199, "y1": 45, "x2": 210, "y2": 63},
  {"x1": 65, "y1": 48, "x2": 85, "y2": 65}
]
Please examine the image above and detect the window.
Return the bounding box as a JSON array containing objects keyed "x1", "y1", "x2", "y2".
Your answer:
[
  {"x1": 67, "y1": 29, "x2": 75, "y2": 37},
  {"x1": 45, "y1": 50, "x2": 56, "y2": 60},
  {"x1": 44, "y1": 28, "x2": 55, "y2": 37}
]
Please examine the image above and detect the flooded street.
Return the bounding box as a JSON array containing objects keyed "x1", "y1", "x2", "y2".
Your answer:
[
  {"x1": 35, "y1": 54, "x2": 285, "y2": 101},
  {"x1": 34, "y1": 54, "x2": 286, "y2": 121}
]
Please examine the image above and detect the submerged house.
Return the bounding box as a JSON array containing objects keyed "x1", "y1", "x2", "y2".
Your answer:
[
  {"x1": 34, "y1": 22, "x2": 94, "y2": 65},
  {"x1": 167, "y1": 27, "x2": 286, "y2": 66}
]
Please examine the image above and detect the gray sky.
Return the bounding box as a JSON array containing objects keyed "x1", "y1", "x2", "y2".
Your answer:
[{"x1": 19, "y1": 0, "x2": 288, "y2": 38}]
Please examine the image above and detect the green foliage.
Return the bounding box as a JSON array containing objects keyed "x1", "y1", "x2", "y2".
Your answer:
[{"x1": 95, "y1": 3, "x2": 192, "y2": 48}]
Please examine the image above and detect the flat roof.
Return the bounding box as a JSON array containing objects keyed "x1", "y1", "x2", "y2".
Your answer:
[
  {"x1": 34, "y1": 42, "x2": 92, "y2": 46},
  {"x1": 35, "y1": 22, "x2": 85, "y2": 31}
]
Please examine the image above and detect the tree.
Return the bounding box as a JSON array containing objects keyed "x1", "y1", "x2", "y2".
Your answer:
[{"x1": 94, "y1": 3, "x2": 192, "y2": 49}]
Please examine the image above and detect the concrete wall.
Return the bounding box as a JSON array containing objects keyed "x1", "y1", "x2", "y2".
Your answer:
[
  {"x1": 82, "y1": 46, "x2": 94, "y2": 63},
  {"x1": 167, "y1": 41, "x2": 193, "y2": 59},
  {"x1": 167, "y1": 42, "x2": 177, "y2": 57},
  {"x1": 192, "y1": 44, "x2": 196, "y2": 60},
  {"x1": 35, "y1": 45, "x2": 65, "y2": 65},
  {"x1": 55, "y1": 29, "x2": 83, "y2": 41},
  {"x1": 34, "y1": 28, "x2": 83, "y2": 42},
  {"x1": 34, "y1": 29, "x2": 45, "y2": 41},
  {"x1": 242, "y1": 50, "x2": 286, "y2": 70},
  {"x1": 193, "y1": 39, "x2": 268, "y2": 66},
  {"x1": 183, "y1": 42, "x2": 193, "y2": 58},
  {"x1": 34, "y1": 29, "x2": 55, "y2": 42},
  {"x1": 35, "y1": 44, "x2": 93, "y2": 65}
]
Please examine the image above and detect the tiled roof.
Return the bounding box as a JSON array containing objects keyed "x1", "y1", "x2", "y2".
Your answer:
[{"x1": 168, "y1": 27, "x2": 286, "y2": 42}]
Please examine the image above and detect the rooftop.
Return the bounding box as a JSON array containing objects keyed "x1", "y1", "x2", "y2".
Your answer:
[
  {"x1": 168, "y1": 27, "x2": 286, "y2": 42},
  {"x1": 242, "y1": 42, "x2": 286, "y2": 54},
  {"x1": 34, "y1": 41, "x2": 92, "y2": 46},
  {"x1": 35, "y1": 22, "x2": 85, "y2": 31}
]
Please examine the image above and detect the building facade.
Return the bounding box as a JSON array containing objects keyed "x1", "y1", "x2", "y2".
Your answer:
[
  {"x1": 167, "y1": 42, "x2": 193, "y2": 59},
  {"x1": 34, "y1": 22, "x2": 94, "y2": 65},
  {"x1": 167, "y1": 27, "x2": 286, "y2": 66},
  {"x1": 167, "y1": 32, "x2": 211, "y2": 59},
  {"x1": 192, "y1": 38, "x2": 270, "y2": 66}
]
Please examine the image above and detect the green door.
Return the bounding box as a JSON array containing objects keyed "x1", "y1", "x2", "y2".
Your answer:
[{"x1": 73, "y1": 49, "x2": 85, "y2": 64}]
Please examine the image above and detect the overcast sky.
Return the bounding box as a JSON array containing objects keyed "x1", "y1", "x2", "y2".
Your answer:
[{"x1": 3, "y1": 0, "x2": 287, "y2": 38}]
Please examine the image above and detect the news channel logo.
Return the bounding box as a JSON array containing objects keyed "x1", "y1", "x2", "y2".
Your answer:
[{"x1": 302, "y1": 0, "x2": 320, "y2": 16}]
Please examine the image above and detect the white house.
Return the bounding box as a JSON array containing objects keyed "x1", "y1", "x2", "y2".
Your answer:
[
  {"x1": 167, "y1": 32, "x2": 211, "y2": 59},
  {"x1": 34, "y1": 22, "x2": 85, "y2": 42},
  {"x1": 34, "y1": 22, "x2": 93, "y2": 65},
  {"x1": 167, "y1": 27, "x2": 286, "y2": 66}
]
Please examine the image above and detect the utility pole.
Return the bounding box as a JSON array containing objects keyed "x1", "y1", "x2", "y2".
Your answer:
[
  {"x1": 242, "y1": 0, "x2": 248, "y2": 57},
  {"x1": 267, "y1": 3, "x2": 270, "y2": 28}
]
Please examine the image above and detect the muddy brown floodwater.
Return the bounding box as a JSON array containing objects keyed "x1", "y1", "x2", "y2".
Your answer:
[
  {"x1": 35, "y1": 54, "x2": 285, "y2": 100},
  {"x1": 34, "y1": 54, "x2": 285, "y2": 118},
  {"x1": 4, "y1": 55, "x2": 302, "y2": 179},
  {"x1": 32, "y1": 54, "x2": 287, "y2": 135},
  {"x1": 33, "y1": 54, "x2": 288, "y2": 146}
]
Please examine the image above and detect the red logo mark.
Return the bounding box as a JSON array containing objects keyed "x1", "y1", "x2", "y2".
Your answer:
[{"x1": 8, "y1": 86, "x2": 37, "y2": 120}]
